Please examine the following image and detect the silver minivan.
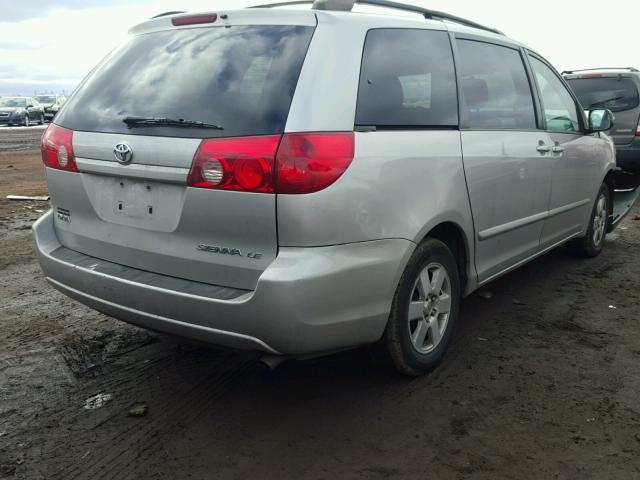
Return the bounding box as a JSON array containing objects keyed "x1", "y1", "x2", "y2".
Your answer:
[{"x1": 33, "y1": 0, "x2": 639, "y2": 375}]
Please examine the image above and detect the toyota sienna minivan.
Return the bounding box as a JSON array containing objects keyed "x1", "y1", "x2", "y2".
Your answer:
[{"x1": 34, "y1": 0, "x2": 639, "y2": 375}]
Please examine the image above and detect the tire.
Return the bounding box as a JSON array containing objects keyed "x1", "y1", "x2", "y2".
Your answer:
[
  {"x1": 371, "y1": 238, "x2": 461, "y2": 376},
  {"x1": 567, "y1": 183, "x2": 610, "y2": 258},
  {"x1": 39, "y1": 114, "x2": 44, "y2": 125},
  {"x1": 23, "y1": 115, "x2": 30, "y2": 127}
]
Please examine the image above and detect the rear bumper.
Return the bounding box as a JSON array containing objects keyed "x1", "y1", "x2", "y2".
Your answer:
[
  {"x1": 616, "y1": 138, "x2": 640, "y2": 171},
  {"x1": 34, "y1": 211, "x2": 413, "y2": 355}
]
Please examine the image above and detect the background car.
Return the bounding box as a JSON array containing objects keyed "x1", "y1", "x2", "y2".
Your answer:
[
  {"x1": 0, "y1": 96, "x2": 45, "y2": 126},
  {"x1": 34, "y1": 94, "x2": 67, "y2": 122},
  {"x1": 564, "y1": 68, "x2": 640, "y2": 174}
]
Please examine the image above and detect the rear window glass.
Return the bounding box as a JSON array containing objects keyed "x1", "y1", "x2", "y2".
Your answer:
[
  {"x1": 55, "y1": 25, "x2": 314, "y2": 138},
  {"x1": 567, "y1": 77, "x2": 640, "y2": 112},
  {"x1": 356, "y1": 29, "x2": 458, "y2": 128}
]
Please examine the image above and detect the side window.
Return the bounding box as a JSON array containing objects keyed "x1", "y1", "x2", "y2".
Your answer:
[
  {"x1": 456, "y1": 40, "x2": 536, "y2": 130},
  {"x1": 529, "y1": 56, "x2": 581, "y2": 133},
  {"x1": 356, "y1": 29, "x2": 458, "y2": 128}
]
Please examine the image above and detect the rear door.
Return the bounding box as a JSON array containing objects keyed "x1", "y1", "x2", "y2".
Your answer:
[
  {"x1": 456, "y1": 37, "x2": 553, "y2": 283},
  {"x1": 566, "y1": 75, "x2": 640, "y2": 146},
  {"x1": 49, "y1": 15, "x2": 316, "y2": 290}
]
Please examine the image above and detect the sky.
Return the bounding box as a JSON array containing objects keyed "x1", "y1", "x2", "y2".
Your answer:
[{"x1": 0, "y1": 0, "x2": 638, "y2": 96}]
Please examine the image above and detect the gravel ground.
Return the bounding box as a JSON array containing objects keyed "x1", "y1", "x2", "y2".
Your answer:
[
  {"x1": 0, "y1": 126, "x2": 47, "y2": 153},
  {"x1": 1, "y1": 150, "x2": 640, "y2": 479}
]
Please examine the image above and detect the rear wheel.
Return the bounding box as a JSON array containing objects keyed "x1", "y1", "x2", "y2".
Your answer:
[
  {"x1": 567, "y1": 183, "x2": 610, "y2": 258},
  {"x1": 23, "y1": 115, "x2": 30, "y2": 127},
  {"x1": 372, "y1": 238, "x2": 461, "y2": 376}
]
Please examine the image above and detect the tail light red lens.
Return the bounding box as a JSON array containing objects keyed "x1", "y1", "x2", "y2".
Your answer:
[
  {"x1": 41, "y1": 124, "x2": 78, "y2": 172},
  {"x1": 276, "y1": 132, "x2": 354, "y2": 194},
  {"x1": 187, "y1": 132, "x2": 355, "y2": 194},
  {"x1": 187, "y1": 135, "x2": 280, "y2": 193},
  {"x1": 636, "y1": 116, "x2": 640, "y2": 136}
]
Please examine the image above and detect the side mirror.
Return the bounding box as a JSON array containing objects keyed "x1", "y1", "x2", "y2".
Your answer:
[
  {"x1": 26, "y1": 104, "x2": 33, "y2": 109},
  {"x1": 588, "y1": 108, "x2": 614, "y2": 132}
]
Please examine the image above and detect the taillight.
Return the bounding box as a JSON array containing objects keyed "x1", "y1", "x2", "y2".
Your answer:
[
  {"x1": 636, "y1": 116, "x2": 640, "y2": 136},
  {"x1": 187, "y1": 132, "x2": 355, "y2": 194},
  {"x1": 41, "y1": 124, "x2": 78, "y2": 172},
  {"x1": 187, "y1": 135, "x2": 280, "y2": 193},
  {"x1": 276, "y1": 132, "x2": 354, "y2": 194}
]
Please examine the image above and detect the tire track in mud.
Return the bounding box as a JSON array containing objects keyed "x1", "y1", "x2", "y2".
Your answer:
[{"x1": 52, "y1": 349, "x2": 261, "y2": 480}]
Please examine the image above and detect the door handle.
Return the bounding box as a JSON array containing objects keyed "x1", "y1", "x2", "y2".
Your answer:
[
  {"x1": 536, "y1": 145, "x2": 551, "y2": 153},
  {"x1": 552, "y1": 146, "x2": 565, "y2": 153}
]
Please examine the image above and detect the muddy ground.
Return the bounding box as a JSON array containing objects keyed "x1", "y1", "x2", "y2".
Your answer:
[
  {"x1": 0, "y1": 126, "x2": 47, "y2": 153},
  {"x1": 1, "y1": 140, "x2": 640, "y2": 479}
]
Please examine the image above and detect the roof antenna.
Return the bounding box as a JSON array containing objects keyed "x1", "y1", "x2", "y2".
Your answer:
[{"x1": 312, "y1": 0, "x2": 355, "y2": 10}]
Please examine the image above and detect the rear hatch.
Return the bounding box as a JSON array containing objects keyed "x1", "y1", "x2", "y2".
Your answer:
[
  {"x1": 566, "y1": 75, "x2": 640, "y2": 145},
  {"x1": 47, "y1": 11, "x2": 316, "y2": 290}
]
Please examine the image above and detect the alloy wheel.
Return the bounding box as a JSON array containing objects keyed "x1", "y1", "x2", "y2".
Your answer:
[
  {"x1": 592, "y1": 193, "x2": 607, "y2": 246},
  {"x1": 408, "y1": 262, "x2": 452, "y2": 354}
]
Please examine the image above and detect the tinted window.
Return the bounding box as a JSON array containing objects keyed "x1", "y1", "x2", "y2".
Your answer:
[
  {"x1": 55, "y1": 26, "x2": 314, "y2": 138},
  {"x1": 356, "y1": 29, "x2": 458, "y2": 127},
  {"x1": 566, "y1": 77, "x2": 640, "y2": 112},
  {"x1": 456, "y1": 40, "x2": 536, "y2": 130},
  {"x1": 530, "y1": 57, "x2": 580, "y2": 133}
]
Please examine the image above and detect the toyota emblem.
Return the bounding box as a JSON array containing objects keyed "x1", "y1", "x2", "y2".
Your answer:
[{"x1": 114, "y1": 143, "x2": 133, "y2": 164}]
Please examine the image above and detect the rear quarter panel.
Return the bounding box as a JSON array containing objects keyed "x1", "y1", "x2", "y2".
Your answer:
[
  {"x1": 280, "y1": 13, "x2": 476, "y2": 289},
  {"x1": 277, "y1": 131, "x2": 476, "y2": 280}
]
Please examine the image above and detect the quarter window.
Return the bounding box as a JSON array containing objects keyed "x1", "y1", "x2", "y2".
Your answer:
[
  {"x1": 356, "y1": 29, "x2": 458, "y2": 128},
  {"x1": 456, "y1": 40, "x2": 536, "y2": 130},
  {"x1": 530, "y1": 56, "x2": 581, "y2": 133}
]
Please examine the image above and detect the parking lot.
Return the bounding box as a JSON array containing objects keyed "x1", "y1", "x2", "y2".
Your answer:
[{"x1": 0, "y1": 136, "x2": 639, "y2": 479}]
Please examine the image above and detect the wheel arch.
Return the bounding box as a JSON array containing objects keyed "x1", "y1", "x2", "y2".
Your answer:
[{"x1": 418, "y1": 221, "x2": 472, "y2": 295}]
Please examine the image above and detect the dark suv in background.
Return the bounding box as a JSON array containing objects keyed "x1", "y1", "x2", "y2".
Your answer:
[{"x1": 564, "y1": 68, "x2": 640, "y2": 174}]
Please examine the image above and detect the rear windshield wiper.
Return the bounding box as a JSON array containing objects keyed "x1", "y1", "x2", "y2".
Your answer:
[
  {"x1": 587, "y1": 96, "x2": 624, "y2": 109},
  {"x1": 123, "y1": 116, "x2": 223, "y2": 130}
]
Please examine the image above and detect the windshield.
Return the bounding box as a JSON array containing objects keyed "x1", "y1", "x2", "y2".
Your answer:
[
  {"x1": 55, "y1": 25, "x2": 315, "y2": 139},
  {"x1": 567, "y1": 77, "x2": 639, "y2": 112},
  {"x1": 0, "y1": 98, "x2": 26, "y2": 108},
  {"x1": 35, "y1": 96, "x2": 56, "y2": 103}
]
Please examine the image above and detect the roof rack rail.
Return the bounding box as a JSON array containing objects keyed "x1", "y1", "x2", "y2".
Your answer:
[
  {"x1": 250, "y1": 0, "x2": 504, "y2": 35},
  {"x1": 562, "y1": 67, "x2": 639, "y2": 75},
  {"x1": 151, "y1": 11, "x2": 186, "y2": 19}
]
